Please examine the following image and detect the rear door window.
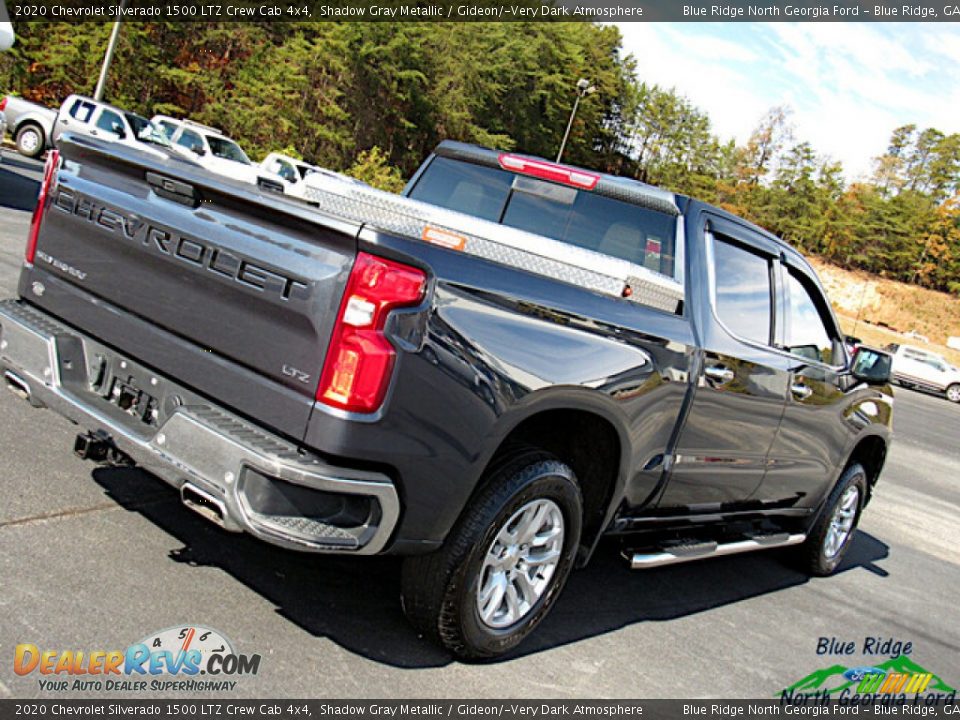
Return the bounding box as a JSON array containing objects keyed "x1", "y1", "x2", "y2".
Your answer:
[
  {"x1": 157, "y1": 121, "x2": 178, "y2": 140},
  {"x1": 176, "y1": 128, "x2": 204, "y2": 153},
  {"x1": 68, "y1": 99, "x2": 96, "y2": 124},
  {"x1": 711, "y1": 235, "x2": 773, "y2": 346}
]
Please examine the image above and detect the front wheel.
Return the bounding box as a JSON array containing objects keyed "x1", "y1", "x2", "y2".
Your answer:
[
  {"x1": 401, "y1": 446, "x2": 582, "y2": 659},
  {"x1": 946, "y1": 384, "x2": 960, "y2": 403},
  {"x1": 794, "y1": 463, "x2": 867, "y2": 576}
]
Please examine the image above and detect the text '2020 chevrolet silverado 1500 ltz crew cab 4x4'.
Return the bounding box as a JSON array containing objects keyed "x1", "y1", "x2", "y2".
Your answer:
[{"x1": 0, "y1": 135, "x2": 893, "y2": 659}]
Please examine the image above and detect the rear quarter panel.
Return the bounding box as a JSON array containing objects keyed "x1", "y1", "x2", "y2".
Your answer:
[{"x1": 304, "y1": 229, "x2": 697, "y2": 549}]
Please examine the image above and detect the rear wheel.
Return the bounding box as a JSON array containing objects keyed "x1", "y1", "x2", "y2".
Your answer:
[
  {"x1": 795, "y1": 463, "x2": 867, "y2": 576},
  {"x1": 946, "y1": 384, "x2": 960, "y2": 403},
  {"x1": 401, "y1": 446, "x2": 582, "y2": 659},
  {"x1": 15, "y1": 124, "x2": 44, "y2": 159}
]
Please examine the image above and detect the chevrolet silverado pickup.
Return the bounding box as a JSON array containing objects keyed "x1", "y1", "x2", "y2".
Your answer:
[{"x1": 0, "y1": 136, "x2": 894, "y2": 659}]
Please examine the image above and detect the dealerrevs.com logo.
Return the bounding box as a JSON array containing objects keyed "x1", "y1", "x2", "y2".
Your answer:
[{"x1": 14, "y1": 625, "x2": 262, "y2": 693}]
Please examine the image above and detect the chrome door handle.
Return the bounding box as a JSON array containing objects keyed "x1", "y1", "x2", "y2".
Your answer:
[
  {"x1": 704, "y1": 366, "x2": 735, "y2": 384},
  {"x1": 791, "y1": 383, "x2": 813, "y2": 400}
]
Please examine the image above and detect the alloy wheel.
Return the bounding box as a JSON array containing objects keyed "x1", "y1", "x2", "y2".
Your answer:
[
  {"x1": 823, "y1": 485, "x2": 859, "y2": 559},
  {"x1": 476, "y1": 498, "x2": 565, "y2": 629}
]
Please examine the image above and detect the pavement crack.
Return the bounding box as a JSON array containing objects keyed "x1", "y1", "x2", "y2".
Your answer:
[{"x1": 0, "y1": 497, "x2": 171, "y2": 529}]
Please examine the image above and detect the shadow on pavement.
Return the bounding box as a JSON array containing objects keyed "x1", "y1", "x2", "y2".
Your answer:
[
  {"x1": 0, "y1": 159, "x2": 41, "y2": 212},
  {"x1": 91, "y1": 465, "x2": 891, "y2": 669}
]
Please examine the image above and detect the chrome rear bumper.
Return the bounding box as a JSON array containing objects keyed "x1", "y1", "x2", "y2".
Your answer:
[{"x1": 0, "y1": 299, "x2": 399, "y2": 554}]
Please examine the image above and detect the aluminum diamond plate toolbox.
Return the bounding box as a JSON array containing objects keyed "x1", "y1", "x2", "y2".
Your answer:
[{"x1": 302, "y1": 176, "x2": 684, "y2": 313}]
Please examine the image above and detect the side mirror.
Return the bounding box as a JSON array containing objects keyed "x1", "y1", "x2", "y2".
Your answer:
[
  {"x1": 191, "y1": 146, "x2": 206, "y2": 156},
  {"x1": 111, "y1": 122, "x2": 126, "y2": 139},
  {"x1": 851, "y1": 347, "x2": 892, "y2": 385}
]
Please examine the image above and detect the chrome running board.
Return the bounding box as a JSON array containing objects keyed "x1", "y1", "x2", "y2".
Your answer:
[{"x1": 626, "y1": 533, "x2": 806, "y2": 569}]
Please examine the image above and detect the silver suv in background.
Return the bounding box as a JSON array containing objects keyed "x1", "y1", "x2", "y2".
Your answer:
[{"x1": 885, "y1": 343, "x2": 960, "y2": 402}]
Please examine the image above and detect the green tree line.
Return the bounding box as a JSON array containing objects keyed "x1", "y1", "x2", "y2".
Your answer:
[{"x1": 2, "y1": 22, "x2": 958, "y2": 293}]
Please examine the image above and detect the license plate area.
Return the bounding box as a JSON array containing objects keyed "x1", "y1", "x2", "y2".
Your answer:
[{"x1": 107, "y1": 373, "x2": 160, "y2": 426}]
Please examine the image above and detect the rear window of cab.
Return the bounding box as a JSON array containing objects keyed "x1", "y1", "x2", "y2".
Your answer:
[{"x1": 408, "y1": 156, "x2": 677, "y2": 279}]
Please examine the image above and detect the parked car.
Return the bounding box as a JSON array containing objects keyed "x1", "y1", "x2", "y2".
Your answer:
[
  {"x1": 51, "y1": 95, "x2": 172, "y2": 158},
  {"x1": 885, "y1": 343, "x2": 960, "y2": 402},
  {"x1": 152, "y1": 115, "x2": 286, "y2": 192},
  {"x1": 903, "y1": 330, "x2": 930, "y2": 344},
  {"x1": 0, "y1": 95, "x2": 57, "y2": 158},
  {"x1": 1, "y1": 137, "x2": 894, "y2": 659},
  {"x1": 0, "y1": 21, "x2": 14, "y2": 52},
  {"x1": 259, "y1": 152, "x2": 319, "y2": 199},
  {"x1": 260, "y1": 152, "x2": 366, "y2": 200}
]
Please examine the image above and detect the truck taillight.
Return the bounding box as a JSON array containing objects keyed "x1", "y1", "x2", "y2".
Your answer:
[
  {"x1": 317, "y1": 252, "x2": 426, "y2": 413},
  {"x1": 0, "y1": 97, "x2": 7, "y2": 112},
  {"x1": 25, "y1": 149, "x2": 60, "y2": 265},
  {"x1": 498, "y1": 153, "x2": 599, "y2": 190}
]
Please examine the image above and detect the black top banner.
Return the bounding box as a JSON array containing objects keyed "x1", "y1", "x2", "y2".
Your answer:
[{"x1": 3, "y1": 0, "x2": 958, "y2": 22}]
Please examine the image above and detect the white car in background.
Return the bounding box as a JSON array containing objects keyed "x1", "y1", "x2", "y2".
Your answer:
[
  {"x1": 885, "y1": 343, "x2": 960, "y2": 403},
  {"x1": 0, "y1": 22, "x2": 14, "y2": 52},
  {"x1": 52, "y1": 95, "x2": 171, "y2": 158},
  {"x1": 152, "y1": 115, "x2": 286, "y2": 193},
  {"x1": 260, "y1": 152, "x2": 365, "y2": 200},
  {"x1": 260, "y1": 152, "x2": 320, "y2": 199}
]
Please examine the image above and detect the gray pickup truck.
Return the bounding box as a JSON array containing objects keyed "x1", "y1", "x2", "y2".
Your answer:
[
  {"x1": 0, "y1": 95, "x2": 56, "y2": 158},
  {"x1": 0, "y1": 134, "x2": 894, "y2": 659}
]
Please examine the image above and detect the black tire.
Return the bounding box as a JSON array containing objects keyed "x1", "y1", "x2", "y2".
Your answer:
[
  {"x1": 15, "y1": 123, "x2": 45, "y2": 159},
  {"x1": 946, "y1": 384, "x2": 960, "y2": 403},
  {"x1": 795, "y1": 463, "x2": 867, "y2": 576},
  {"x1": 401, "y1": 446, "x2": 582, "y2": 660}
]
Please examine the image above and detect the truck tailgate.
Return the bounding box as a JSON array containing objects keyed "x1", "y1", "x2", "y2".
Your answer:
[{"x1": 25, "y1": 136, "x2": 359, "y2": 441}]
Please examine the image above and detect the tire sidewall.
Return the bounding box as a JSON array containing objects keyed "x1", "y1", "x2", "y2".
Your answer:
[
  {"x1": 813, "y1": 464, "x2": 867, "y2": 574},
  {"x1": 17, "y1": 126, "x2": 43, "y2": 158},
  {"x1": 452, "y1": 464, "x2": 582, "y2": 658}
]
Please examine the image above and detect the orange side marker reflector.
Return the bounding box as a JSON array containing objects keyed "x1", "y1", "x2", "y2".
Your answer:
[{"x1": 422, "y1": 226, "x2": 467, "y2": 251}]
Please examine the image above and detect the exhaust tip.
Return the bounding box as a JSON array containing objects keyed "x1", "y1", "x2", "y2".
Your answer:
[{"x1": 181, "y1": 483, "x2": 227, "y2": 528}]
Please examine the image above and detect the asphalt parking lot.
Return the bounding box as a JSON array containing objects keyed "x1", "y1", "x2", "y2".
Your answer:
[{"x1": 0, "y1": 152, "x2": 958, "y2": 699}]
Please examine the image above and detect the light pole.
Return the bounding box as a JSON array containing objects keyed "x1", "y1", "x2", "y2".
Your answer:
[
  {"x1": 93, "y1": 6, "x2": 126, "y2": 101},
  {"x1": 556, "y1": 78, "x2": 596, "y2": 163}
]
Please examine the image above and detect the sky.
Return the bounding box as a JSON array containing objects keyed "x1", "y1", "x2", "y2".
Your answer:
[{"x1": 615, "y1": 23, "x2": 960, "y2": 182}]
